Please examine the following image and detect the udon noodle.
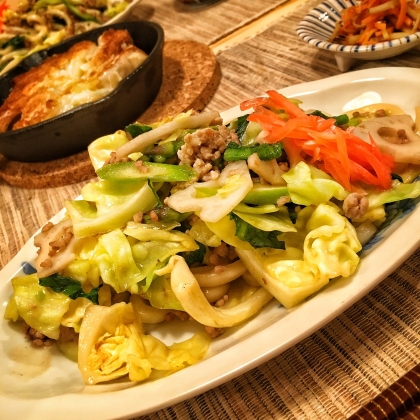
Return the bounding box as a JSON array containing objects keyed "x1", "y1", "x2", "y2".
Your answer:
[{"x1": 0, "y1": 0, "x2": 131, "y2": 75}]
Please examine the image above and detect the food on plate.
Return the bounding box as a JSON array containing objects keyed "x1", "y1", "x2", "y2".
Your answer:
[
  {"x1": 0, "y1": 0, "x2": 133, "y2": 75},
  {"x1": 0, "y1": 28, "x2": 147, "y2": 131},
  {"x1": 329, "y1": 0, "x2": 420, "y2": 45},
  {"x1": 4, "y1": 92, "x2": 420, "y2": 385}
]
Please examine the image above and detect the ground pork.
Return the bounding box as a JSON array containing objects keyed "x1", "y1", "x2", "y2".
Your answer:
[
  {"x1": 205, "y1": 326, "x2": 225, "y2": 339},
  {"x1": 214, "y1": 295, "x2": 228, "y2": 307},
  {"x1": 343, "y1": 193, "x2": 369, "y2": 220},
  {"x1": 23, "y1": 322, "x2": 54, "y2": 348},
  {"x1": 59, "y1": 325, "x2": 79, "y2": 344},
  {"x1": 103, "y1": 151, "x2": 131, "y2": 166},
  {"x1": 178, "y1": 125, "x2": 239, "y2": 181},
  {"x1": 165, "y1": 310, "x2": 190, "y2": 322}
]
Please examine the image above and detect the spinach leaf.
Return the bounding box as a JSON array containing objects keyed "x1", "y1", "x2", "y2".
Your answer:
[
  {"x1": 125, "y1": 123, "x2": 152, "y2": 138},
  {"x1": 147, "y1": 179, "x2": 163, "y2": 208},
  {"x1": 255, "y1": 143, "x2": 283, "y2": 161},
  {"x1": 309, "y1": 110, "x2": 349, "y2": 126},
  {"x1": 181, "y1": 241, "x2": 206, "y2": 266},
  {"x1": 39, "y1": 274, "x2": 100, "y2": 304},
  {"x1": 235, "y1": 114, "x2": 250, "y2": 142},
  {"x1": 2, "y1": 35, "x2": 25, "y2": 50},
  {"x1": 230, "y1": 213, "x2": 285, "y2": 249}
]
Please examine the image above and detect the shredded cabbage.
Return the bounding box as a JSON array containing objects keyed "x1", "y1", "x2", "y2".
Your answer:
[
  {"x1": 236, "y1": 203, "x2": 362, "y2": 308},
  {"x1": 166, "y1": 161, "x2": 253, "y2": 223},
  {"x1": 65, "y1": 181, "x2": 157, "y2": 237},
  {"x1": 78, "y1": 302, "x2": 211, "y2": 384},
  {"x1": 5, "y1": 274, "x2": 71, "y2": 339},
  {"x1": 232, "y1": 206, "x2": 296, "y2": 233},
  {"x1": 282, "y1": 162, "x2": 348, "y2": 206}
]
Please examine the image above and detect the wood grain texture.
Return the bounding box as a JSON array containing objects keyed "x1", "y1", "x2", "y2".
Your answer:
[
  {"x1": 205, "y1": 0, "x2": 420, "y2": 113},
  {"x1": 132, "y1": 0, "x2": 289, "y2": 46}
]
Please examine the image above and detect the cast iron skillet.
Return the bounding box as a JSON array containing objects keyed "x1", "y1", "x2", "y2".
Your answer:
[{"x1": 0, "y1": 20, "x2": 164, "y2": 162}]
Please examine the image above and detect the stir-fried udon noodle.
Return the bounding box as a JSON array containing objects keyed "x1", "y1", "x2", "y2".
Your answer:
[
  {"x1": 5, "y1": 92, "x2": 420, "y2": 385},
  {"x1": 0, "y1": 0, "x2": 131, "y2": 75}
]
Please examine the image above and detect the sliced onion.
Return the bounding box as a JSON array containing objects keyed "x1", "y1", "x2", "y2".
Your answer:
[{"x1": 116, "y1": 111, "x2": 220, "y2": 157}]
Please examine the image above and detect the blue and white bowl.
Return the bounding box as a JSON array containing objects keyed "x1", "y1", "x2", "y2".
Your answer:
[{"x1": 297, "y1": 0, "x2": 420, "y2": 71}]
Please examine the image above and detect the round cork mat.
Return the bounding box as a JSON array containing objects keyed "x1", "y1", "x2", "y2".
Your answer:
[{"x1": 0, "y1": 40, "x2": 221, "y2": 189}]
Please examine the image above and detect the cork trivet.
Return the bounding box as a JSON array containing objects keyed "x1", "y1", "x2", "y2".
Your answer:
[{"x1": 0, "y1": 39, "x2": 221, "y2": 189}]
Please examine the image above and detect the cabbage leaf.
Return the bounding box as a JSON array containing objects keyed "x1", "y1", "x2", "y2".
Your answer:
[
  {"x1": 236, "y1": 203, "x2": 362, "y2": 308},
  {"x1": 187, "y1": 219, "x2": 221, "y2": 247},
  {"x1": 78, "y1": 302, "x2": 211, "y2": 384},
  {"x1": 232, "y1": 206, "x2": 296, "y2": 233},
  {"x1": 367, "y1": 179, "x2": 420, "y2": 208},
  {"x1": 282, "y1": 161, "x2": 348, "y2": 206},
  {"x1": 61, "y1": 297, "x2": 93, "y2": 333},
  {"x1": 5, "y1": 274, "x2": 71, "y2": 339},
  {"x1": 65, "y1": 180, "x2": 157, "y2": 237},
  {"x1": 166, "y1": 161, "x2": 253, "y2": 223},
  {"x1": 88, "y1": 130, "x2": 130, "y2": 171},
  {"x1": 205, "y1": 215, "x2": 254, "y2": 250},
  {"x1": 93, "y1": 229, "x2": 144, "y2": 293}
]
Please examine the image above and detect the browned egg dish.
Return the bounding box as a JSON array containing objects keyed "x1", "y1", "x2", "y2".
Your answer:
[
  {"x1": 0, "y1": 21, "x2": 164, "y2": 163},
  {"x1": 0, "y1": 28, "x2": 148, "y2": 132}
]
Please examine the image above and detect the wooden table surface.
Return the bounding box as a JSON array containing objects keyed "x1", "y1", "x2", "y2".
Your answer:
[{"x1": 2, "y1": 0, "x2": 420, "y2": 419}]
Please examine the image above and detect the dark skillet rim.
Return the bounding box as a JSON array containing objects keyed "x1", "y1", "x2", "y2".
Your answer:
[{"x1": 0, "y1": 20, "x2": 164, "y2": 139}]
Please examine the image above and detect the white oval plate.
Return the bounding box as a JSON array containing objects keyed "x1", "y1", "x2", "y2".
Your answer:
[
  {"x1": 1, "y1": 67, "x2": 420, "y2": 420},
  {"x1": 106, "y1": 0, "x2": 142, "y2": 25}
]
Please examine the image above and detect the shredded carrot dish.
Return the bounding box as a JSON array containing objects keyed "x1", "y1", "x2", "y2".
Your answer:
[
  {"x1": 241, "y1": 91, "x2": 394, "y2": 191},
  {"x1": 329, "y1": 0, "x2": 420, "y2": 45}
]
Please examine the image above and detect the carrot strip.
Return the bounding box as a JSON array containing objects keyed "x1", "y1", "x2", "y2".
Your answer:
[
  {"x1": 396, "y1": 0, "x2": 407, "y2": 28},
  {"x1": 240, "y1": 91, "x2": 395, "y2": 190},
  {"x1": 265, "y1": 91, "x2": 308, "y2": 119},
  {"x1": 240, "y1": 97, "x2": 279, "y2": 111},
  {"x1": 333, "y1": 0, "x2": 419, "y2": 45}
]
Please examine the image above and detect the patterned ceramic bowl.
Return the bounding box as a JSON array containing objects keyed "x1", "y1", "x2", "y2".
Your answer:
[{"x1": 296, "y1": 0, "x2": 420, "y2": 71}]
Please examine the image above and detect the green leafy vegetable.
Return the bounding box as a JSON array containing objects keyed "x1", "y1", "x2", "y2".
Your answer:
[
  {"x1": 39, "y1": 274, "x2": 101, "y2": 304},
  {"x1": 224, "y1": 142, "x2": 283, "y2": 162},
  {"x1": 142, "y1": 205, "x2": 191, "y2": 224},
  {"x1": 256, "y1": 143, "x2": 283, "y2": 160},
  {"x1": 224, "y1": 142, "x2": 255, "y2": 161},
  {"x1": 309, "y1": 110, "x2": 349, "y2": 126},
  {"x1": 230, "y1": 213, "x2": 285, "y2": 249},
  {"x1": 145, "y1": 139, "x2": 184, "y2": 157},
  {"x1": 1, "y1": 35, "x2": 25, "y2": 50},
  {"x1": 181, "y1": 241, "x2": 206, "y2": 267},
  {"x1": 148, "y1": 180, "x2": 163, "y2": 208},
  {"x1": 235, "y1": 114, "x2": 250, "y2": 142},
  {"x1": 62, "y1": 0, "x2": 98, "y2": 21},
  {"x1": 125, "y1": 123, "x2": 153, "y2": 138}
]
